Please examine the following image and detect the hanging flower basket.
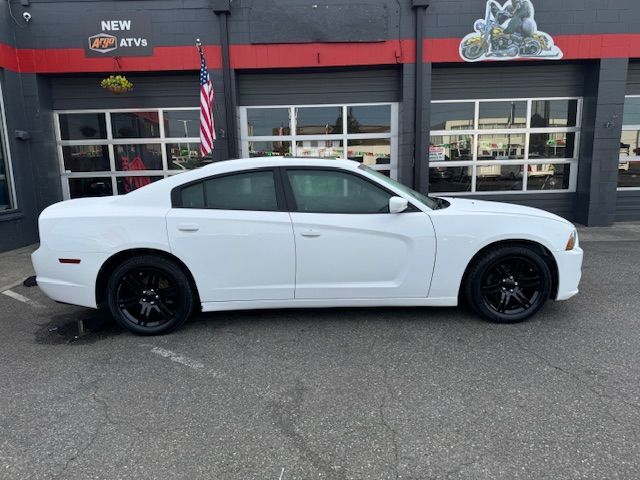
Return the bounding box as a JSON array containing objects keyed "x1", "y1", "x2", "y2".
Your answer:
[{"x1": 100, "y1": 75, "x2": 133, "y2": 94}]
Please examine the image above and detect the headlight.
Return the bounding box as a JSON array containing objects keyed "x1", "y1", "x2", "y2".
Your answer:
[{"x1": 565, "y1": 230, "x2": 577, "y2": 250}]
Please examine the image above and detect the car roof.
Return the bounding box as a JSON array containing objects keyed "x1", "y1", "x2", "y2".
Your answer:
[{"x1": 205, "y1": 156, "x2": 360, "y2": 170}]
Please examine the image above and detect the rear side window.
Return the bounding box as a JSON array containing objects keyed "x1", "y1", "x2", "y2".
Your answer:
[
  {"x1": 178, "y1": 170, "x2": 278, "y2": 211},
  {"x1": 180, "y1": 182, "x2": 205, "y2": 208},
  {"x1": 286, "y1": 169, "x2": 392, "y2": 213}
]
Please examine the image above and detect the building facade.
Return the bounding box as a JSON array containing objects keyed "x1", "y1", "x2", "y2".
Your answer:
[{"x1": 0, "y1": 0, "x2": 639, "y2": 252}]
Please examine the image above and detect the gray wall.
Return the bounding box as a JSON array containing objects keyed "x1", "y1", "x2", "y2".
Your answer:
[
  {"x1": 10, "y1": 0, "x2": 221, "y2": 49},
  {"x1": 0, "y1": 71, "x2": 45, "y2": 251},
  {"x1": 7, "y1": 0, "x2": 640, "y2": 49},
  {"x1": 575, "y1": 59, "x2": 628, "y2": 226},
  {"x1": 432, "y1": 63, "x2": 587, "y2": 100},
  {"x1": 236, "y1": 68, "x2": 401, "y2": 106}
]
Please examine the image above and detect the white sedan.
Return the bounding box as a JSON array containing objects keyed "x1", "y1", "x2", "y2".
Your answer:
[{"x1": 32, "y1": 158, "x2": 583, "y2": 335}]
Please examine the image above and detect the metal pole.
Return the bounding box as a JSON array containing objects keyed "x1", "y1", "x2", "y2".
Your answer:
[
  {"x1": 219, "y1": 13, "x2": 238, "y2": 159},
  {"x1": 412, "y1": 1, "x2": 429, "y2": 192},
  {"x1": 213, "y1": 1, "x2": 238, "y2": 159}
]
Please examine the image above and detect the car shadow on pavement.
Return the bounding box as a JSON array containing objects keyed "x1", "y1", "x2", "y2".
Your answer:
[
  {"x1": 35, "y1": 308, "x2": 124, "y2": 345},
  {"x1": 33, "y1": 302, "x2": 558, "y2": 344},
  {"x1": 186, "y1": 305, "x2": 477, "y2": 332}
]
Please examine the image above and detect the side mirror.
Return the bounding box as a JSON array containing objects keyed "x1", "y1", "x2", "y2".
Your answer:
[{"x1": 389, "y1": 196, "x2": 408, "y2": 213}]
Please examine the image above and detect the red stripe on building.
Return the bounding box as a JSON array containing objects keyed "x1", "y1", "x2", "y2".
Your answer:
[
  {"x1": 12, "y1": 45, "x2": 222, "y2": 73},
  {"x1": 229, "y1": 40, "x2": 415, "y2": 69},
  {"x1": 423, "y1": 34, "x2": 640, "y2": 63},
  {"x1": 1, "y1": 34, "x2": 640, "y2": 73},
  {"x1": 0, "y1": 43, "x2": 19, "y2": 71}
]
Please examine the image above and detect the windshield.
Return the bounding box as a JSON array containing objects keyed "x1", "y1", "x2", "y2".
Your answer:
[{"x1": 358, "y1": 164, "x2": 439, "y2": 210}]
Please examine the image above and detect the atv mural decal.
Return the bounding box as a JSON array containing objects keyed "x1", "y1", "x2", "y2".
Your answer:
[{"x1": 459, "y1": 0, "x2": 562, "y2": 62}]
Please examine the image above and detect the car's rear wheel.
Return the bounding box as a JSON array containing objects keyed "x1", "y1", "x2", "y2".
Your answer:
[
  {"x1": 465, "y1": 245, "x2": 552, "y2": 323},
  {"x1": 107, "y1": 255, "x2": 194, "y2": 335}
]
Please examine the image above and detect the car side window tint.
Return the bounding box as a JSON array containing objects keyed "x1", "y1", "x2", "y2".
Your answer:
[
  {"x1": 287, "y1": 169, "x2": 392, "y2": 213},
  {"x1": 180, "y1": 182, "x2": 205, "y2": 208},
  {"x1": 203, "y1": 170, "x2": 278, "y2": 211}
]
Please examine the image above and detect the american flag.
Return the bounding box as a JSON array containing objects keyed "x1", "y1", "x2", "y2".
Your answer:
[{"x1": 198, "y1": 44, "x2": 216, "y2": 156}]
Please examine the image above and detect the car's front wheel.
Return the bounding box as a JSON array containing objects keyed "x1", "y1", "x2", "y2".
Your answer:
[
  {"x1": 464, "y1": 245, "x2": 552, "y2": 323},
  {"x1": 107, "y1": 255, "x2": 195, "y2": 335}
]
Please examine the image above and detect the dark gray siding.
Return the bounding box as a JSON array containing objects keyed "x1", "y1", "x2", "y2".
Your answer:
[
  {"x1": 576, "y1": 58, "x2": 627, "y2": 226},
  {"x1": 615, "y1": 190, "x2": 640, "y2": 222},
  {"x1": 432, "y1": 63, "x2": 587, "y2": 100},
  {"x1": 0, "y1": 71, "x2": 43, "y2": 251},
  {"x1": 455, "y1": 193, "x2": 577, "y2": 222},
  {"x1": 11, "y1": 0, "x2": 220, "y2": 49},
  {"x1": 237, "y1": 67, "x2": 401, "y2": 106},
  {"x1": 49, "y1": 74, "x2": 201, "y2": 110},
  {"x1": 626, "y1": 62, "x2": 640, "y2": 95},
  {"x1": 8, "y1": 0, "x2": 640, "y2": 49}
]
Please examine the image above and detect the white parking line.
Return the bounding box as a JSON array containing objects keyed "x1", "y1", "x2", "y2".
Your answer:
[
  {"x1": 1, "y1": 289, "x2": 44, "y2": 309},
  {"x1": 140, "y1": 344, "x2": 205, "y2": 371}
]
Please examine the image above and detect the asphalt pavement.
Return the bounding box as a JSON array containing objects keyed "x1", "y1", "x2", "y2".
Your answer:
[{"x1": 1, "y1": 237, "x2": 640, "y2": 479}]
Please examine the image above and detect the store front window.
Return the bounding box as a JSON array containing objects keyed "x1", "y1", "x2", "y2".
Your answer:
[
  {"x1": 55, "y1": 108, "x2": 208, "y2": 199},
  {"x1": 0, "y1": 84, "x2": 15, "y2": 212},
  {"x1": 618, "y1": 96, "x2": 640, "y2": 189},
  {"x1": 240, "y1": 103, "x2": 398, "y2": 178},
  {"x1": 429, "y1": 98, "x2": 581, "y2": 194}
]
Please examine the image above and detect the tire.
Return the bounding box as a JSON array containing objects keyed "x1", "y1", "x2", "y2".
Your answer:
[
  {"x1": 107, "y1": 255, "x2": 195, "y2": 335},
  {"x1": 464, "y1": 245, "x2": 552, "y2": 323},
  {"x1": 461, "y1": 42, "x2": 485, "y2": 60}
]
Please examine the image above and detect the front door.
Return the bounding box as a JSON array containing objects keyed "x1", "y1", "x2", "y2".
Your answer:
[
  {"x1": 166, "y1": 169, "x2": 295, "y2": 302},
  {"x1": 284, "y1": 168, "x2": 436, "y2": 299}
]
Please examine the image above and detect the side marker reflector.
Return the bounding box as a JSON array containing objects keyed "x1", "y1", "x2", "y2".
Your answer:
[{"x1": 59, "y1": 258, "x2": 81, "y2": 264}]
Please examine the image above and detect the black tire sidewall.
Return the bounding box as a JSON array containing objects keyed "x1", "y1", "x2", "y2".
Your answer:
[
  {"x1": 465, "y1": 246, "x2": 552, "y2": 323},
  {"x1": 107, "y1": 255, "x2": 194, "y2": 335}
]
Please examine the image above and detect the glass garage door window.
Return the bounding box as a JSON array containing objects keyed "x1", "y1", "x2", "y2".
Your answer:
[
  {"x1": 619, "y1": 96, "x2": 640, "y2": 189},
  {"x1": 429, "y1": 98, "x2": 581, "y2": 195},
  {"x1": 239, "y1": 103, "x2": 399, "y2": 179},
  {"x1": 55, "y1": 109, "x2": 211, "y2": 199}
]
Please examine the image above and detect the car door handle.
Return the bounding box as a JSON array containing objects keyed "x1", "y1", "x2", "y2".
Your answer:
[
  {"x1": 300, "y1": 229, "x2": 321, "y2": 237},
  {"x1": 178, "y1": 223, "x2": 200, "y2": 232}
]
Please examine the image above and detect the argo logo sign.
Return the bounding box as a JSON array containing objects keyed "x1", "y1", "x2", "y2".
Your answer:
[
  {"x1": 84, "y1": 14, "x2": 153, "y2": 57},
  {"x1": 88, "y1": 33, "x2": 117, "y2": 53}
]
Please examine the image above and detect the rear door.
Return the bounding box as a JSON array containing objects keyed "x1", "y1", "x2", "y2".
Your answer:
[
  {"x1": 166, "y1": 168, "x2": 296, "y2": 302},
  {"x1": 283, "y1": 167, "x2": 436, "y2": 299}
]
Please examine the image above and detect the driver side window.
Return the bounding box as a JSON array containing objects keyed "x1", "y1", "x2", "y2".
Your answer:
[{"x1": 286, "y1": 169, "x2": 392, "y2": 214}]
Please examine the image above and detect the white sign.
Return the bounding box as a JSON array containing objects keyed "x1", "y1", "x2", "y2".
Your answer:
[{"x1": 429, "y1": 146, "x2": 445, "y2": 162}]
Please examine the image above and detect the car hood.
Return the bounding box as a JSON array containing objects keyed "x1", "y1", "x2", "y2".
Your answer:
[{"x1": 437, "y1": 197, "x2": 573, "y2": 225}]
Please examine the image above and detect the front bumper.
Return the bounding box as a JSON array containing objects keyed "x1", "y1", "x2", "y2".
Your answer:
[{"x1": 552, "y1": 246, "x2": 583, "y2": 301}]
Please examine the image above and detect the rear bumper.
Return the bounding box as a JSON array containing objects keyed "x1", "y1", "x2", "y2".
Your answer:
[
  {"x1": 552, "y1": 246, "x2": 583, "y2": 301},
  {"x1": 31, "y1": 245, "x2": 106, "y2": 309}
]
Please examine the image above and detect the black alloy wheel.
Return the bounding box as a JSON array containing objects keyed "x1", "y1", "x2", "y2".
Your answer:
[
  {"x1": 107, "y1": 255, "x2": 194, "y2": 335},
  {"x1": 465, "y1": 245, "x2": 552, "y2": 323}
]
